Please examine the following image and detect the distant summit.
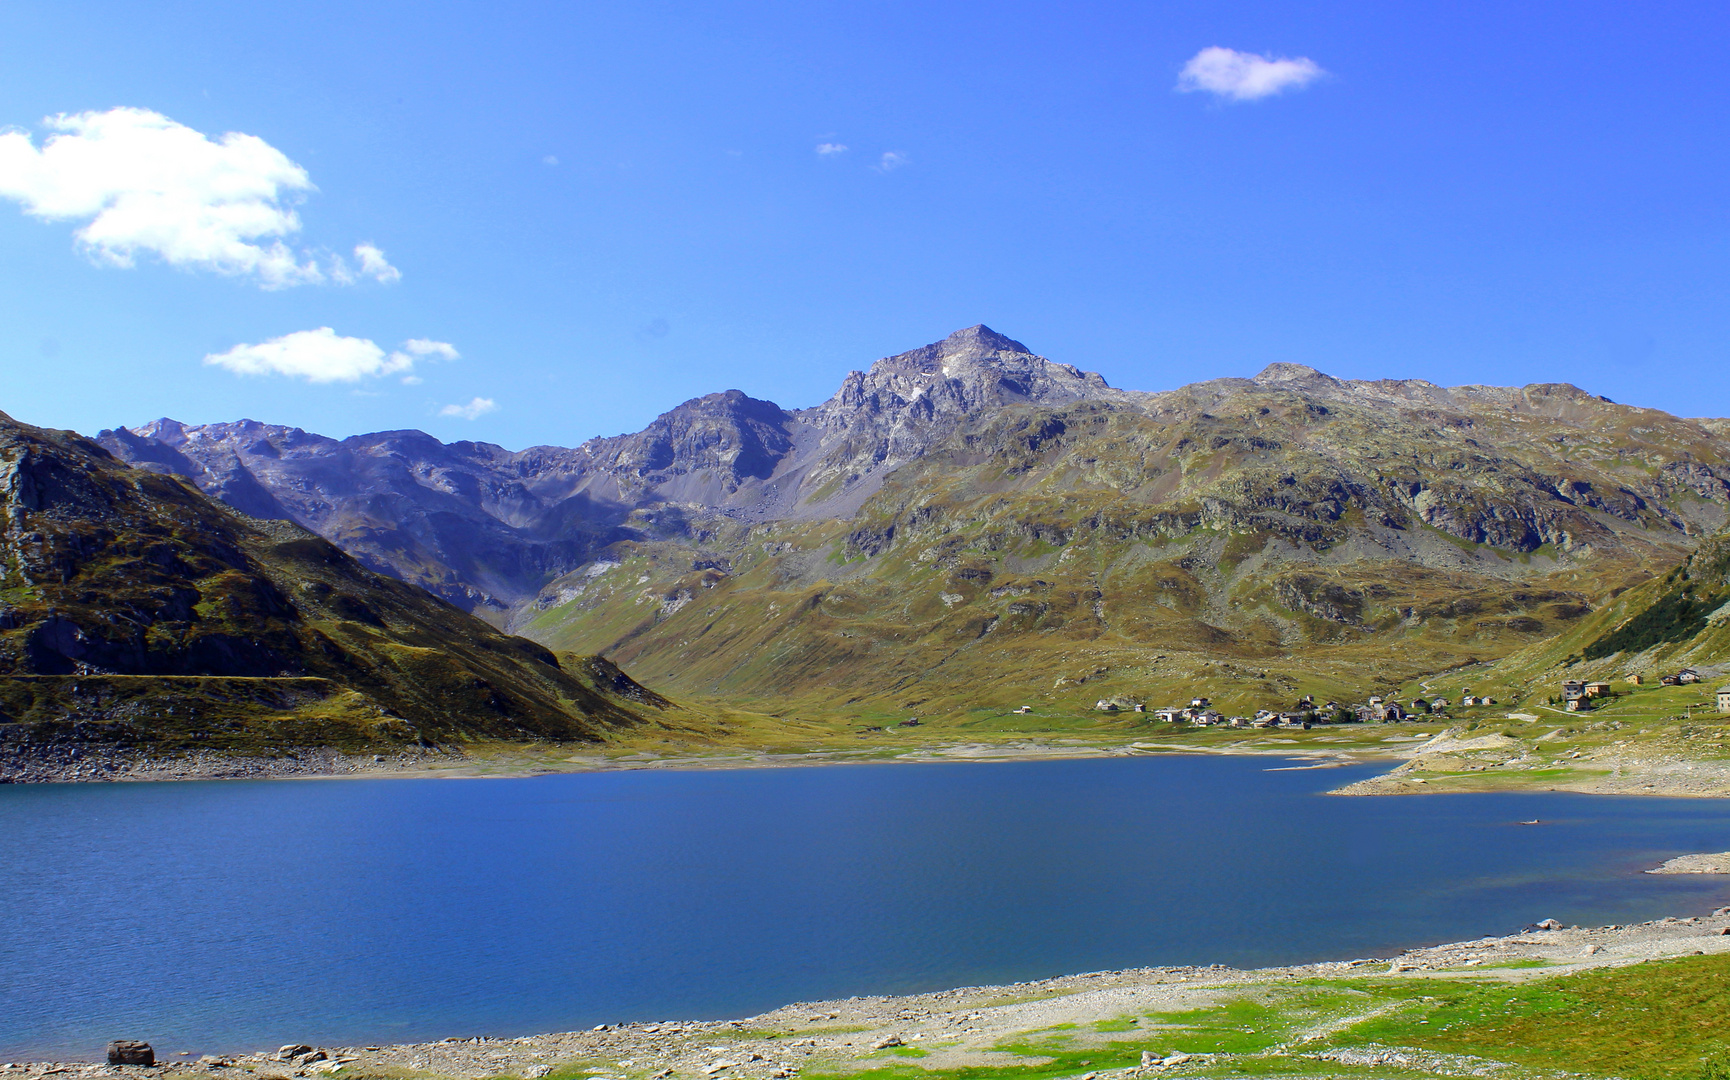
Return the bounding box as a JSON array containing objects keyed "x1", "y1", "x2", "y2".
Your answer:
[
  {"x1": 936, "y1": 324, "x2": 1033, "y2": 357},
  {"x1": 1252, "y1": 362, "x2": 1340, "y2": 388}
]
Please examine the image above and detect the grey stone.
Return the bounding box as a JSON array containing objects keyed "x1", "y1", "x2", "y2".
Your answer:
[{"x1": 107, "y1": 1041, "x2": 155, "y2": 1067}]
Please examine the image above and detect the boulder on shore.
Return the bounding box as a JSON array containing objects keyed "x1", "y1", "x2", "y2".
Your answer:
[{"x1": 107, "y1": 1041, "x2": 154, "y2": 1066}]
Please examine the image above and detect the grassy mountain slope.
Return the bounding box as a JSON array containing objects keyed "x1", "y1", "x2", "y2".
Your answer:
[
  {"x1": 0, "y1": 410, "x2": 708, "y2": 757},
  {"x1": 1460, "y1": 526, "x2": 1730, "y2": 704},
  {"x1": 525, "y1": 374, "x2": 1729, "y2": 720}
]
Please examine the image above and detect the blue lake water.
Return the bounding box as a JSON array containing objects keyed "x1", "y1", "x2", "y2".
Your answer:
[{"x1": 6, "y1": 754, "x2": 1730, "y2": 1061}]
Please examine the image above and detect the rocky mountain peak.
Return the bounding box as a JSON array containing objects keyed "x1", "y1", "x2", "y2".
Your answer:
[
  {"x1": 583, "y1": 389, "x2": 793, "y2": 487},
  {"x1": 937, "y1": 324, "x2": 1033, "y2": 361},
  {"x1": 807, "y1": 325, "x2": 1115, "y2": 423},
  {"x1": 131, "y1": 417, "x2": 190, "y2": 443},
  {"x1": 1252, "y1": 362, "x2": 1343, "y2": 390}
]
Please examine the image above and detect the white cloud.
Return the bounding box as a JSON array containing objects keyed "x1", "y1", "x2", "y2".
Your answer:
[
  {"x1": 403, "y1": 338, "x2": 459, "y2": 361},
  {"x1": 0, "y1": 107, "x2": 398, "y2": 287},
  {"x1": 875, "y1": 151, "x2": 908, "y2": 172},
  {"x1": 543, "y1": 155, "x2": 559, "y2": 166},
  {"x1": 327, "y1": 243, "x2": 400, "y2": 286},
  {"x1": 204, "y1": 328, "x2": 451, "y2": 383},
  {"x1": 815, "y1": 143, "x2": 848, "y2": 156},
  {"x1": 353, "y1": 242, "x2": 400, "y2": 283},
  {"x1": 439, "y1": 397, "x2": 497, "y2": 420},
  {"x1": 205, "y1": 329, "x2": 408, "y2": 382},
  {"x1": 1176, "y1": 46, "x2": 1326, "y2": 101}
]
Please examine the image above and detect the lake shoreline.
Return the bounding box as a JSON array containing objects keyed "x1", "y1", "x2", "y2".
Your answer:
[
  {"x1": 0, "y1": 735, "x2": 1373, "y2": 785},
  {"x1": 13, "y1": 909, "x2": 1730, "y2": 1076},
  {"x1": 9, "y1": 727, "x2": 1730, "y2": 800}
]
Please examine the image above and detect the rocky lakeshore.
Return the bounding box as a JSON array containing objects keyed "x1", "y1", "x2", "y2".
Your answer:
[
  {"x1": 0, "y1": 734, "x2": 1364, "y2": 786},
  {"x1": 0, "y1": 743, "x2": 460, "y2": 785},
  {"x1": 15, "y1": 910, "x2": 1730, "y2": 1080}
]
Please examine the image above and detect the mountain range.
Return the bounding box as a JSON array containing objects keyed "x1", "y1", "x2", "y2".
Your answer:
[{"x1": 96, "y1": 326, "x2": 1730, "y2": 717}]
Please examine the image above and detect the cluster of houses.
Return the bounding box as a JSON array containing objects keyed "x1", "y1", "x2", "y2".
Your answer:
[
  {"x1": 1068, "y1": 667, "x2": 1730, "y2": 727},
  {"x1": 1561, "y1": 669, "x2": 1728, "y2": 712},
  {"x1": 1559, "y1": 679, "x2": 1614, "y2": 712},
  {"x1": 1089, "y1": 692, "x2": 1490, "y2": 728},
  {"x1": 1625, "y1": 668, "x2": 1706, "y2": 687}
]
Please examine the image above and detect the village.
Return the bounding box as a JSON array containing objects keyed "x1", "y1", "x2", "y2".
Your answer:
[{"x1": 1071, "y1": 668, "x2": 1730, "y2": 729}]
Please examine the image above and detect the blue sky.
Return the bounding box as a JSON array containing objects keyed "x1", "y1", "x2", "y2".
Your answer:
[{"x1": 1, "y1": 1, "x2": 1726, "y2": 448}]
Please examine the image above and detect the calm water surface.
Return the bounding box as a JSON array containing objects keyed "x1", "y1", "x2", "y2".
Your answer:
[{"x1": 5, "y1": 754, "x2": 1730, "y2": 1060}]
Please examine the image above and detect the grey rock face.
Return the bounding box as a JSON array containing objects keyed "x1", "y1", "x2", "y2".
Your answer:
[
  {"x1": 782, "y1": 325, "x2": 1137, "y2": 512},
  {"x1": 107, "y1": 1041, "x2": 154, "y2": 1066}
]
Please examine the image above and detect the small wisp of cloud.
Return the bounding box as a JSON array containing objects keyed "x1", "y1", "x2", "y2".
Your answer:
[
  {"x1": 402, "y1": 338, "x2": 460, "y2": 361},
  {"x1": 1176, "y1": 46, "x2": 1326, "y2": 101},
  {"x1": 354, "y1": 243, "x2": 400, "y2": 283},
  {"x1": 204, "y1": 328, "x2": 456, "y2": 383},
  {"x1": 440, "y1": 397, "x2": 498, "y2": 420},
  {"x1": 815, "y1": 143, "x2": 848, "y2": 156},
  {"x1": 875, "y1": 151, "x2": 908, "y2": 172},
  {"x1": 0, "y1": 107, "x2": 399, "y2": 287}
]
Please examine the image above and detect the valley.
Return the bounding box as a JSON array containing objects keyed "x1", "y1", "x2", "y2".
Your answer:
[{"x1": 6, "y1": 327, "x2": 1730, "y2": 783}]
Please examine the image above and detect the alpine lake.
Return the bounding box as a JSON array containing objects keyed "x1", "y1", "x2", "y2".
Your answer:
[{"x1": 6, "y1": 754, "x2": 1730, "y2": 1061}]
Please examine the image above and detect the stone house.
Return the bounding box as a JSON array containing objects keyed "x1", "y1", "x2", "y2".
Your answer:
[{"x1": 1718, "y1": 686, "x2": 1730, "y2": 715}]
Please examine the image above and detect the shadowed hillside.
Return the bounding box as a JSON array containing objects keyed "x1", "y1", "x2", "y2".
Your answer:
[{"x1": 0, "y1": 409, "x2": 707, "y2": 758}]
